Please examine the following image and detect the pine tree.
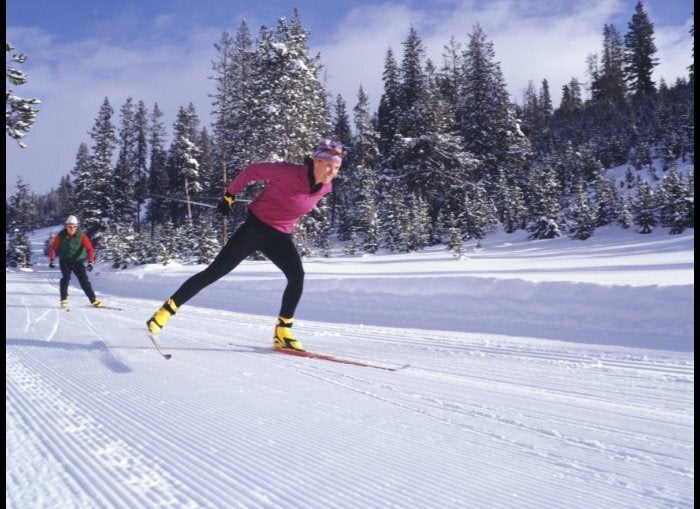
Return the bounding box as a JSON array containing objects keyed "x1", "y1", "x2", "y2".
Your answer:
[
  {"x1": 6, "y1": 177, "x2": 36, "y2": 267},
  {"x1": 618, "y1": 196, "x2": 633, "y2": 228},
  {"x1": 593, "y1": 177, "x2": 619, "y2": 226},
  {"x1": 146, "y1": 103, "x2": 169, "y2": 232},
  {"x1": 527, "y1": 163, "x2": 562, "y2": 239},
  {"x1": 6, "y1": 43, "x2": 40, "y2": 147},
  {"x1": 168, "y1": 104, "x2": 202, "y2": 221},
  {"x1": 657, "y1": 169, "x2": 691, "y2": 233},
  {"x1": 382, "y1": 185, "x2": 410, "y2": 252},
  {"x1": 558, "y1": 78, "x2": 583, "y2": 112},
  {"x1": 377, "y1": 48, "x2": 400, "y2": 153},
  {"x1": 396, "y1": 25, "x2": 427, "y2": 137},
  {"x1": 194, "y1": 216, "x2": 221, "y2": 264},
  {"x1": 590, "y1": 24, "x2": 627, "y2": 103},
  {"x1": 70, "y1": 143, "x2": 92, "y2": 220},
  {"x1": 457, "y1": 24, "x2": 515, "y2": 182},
  {"x1": 133, "y1": 100, "x2": 150, "y2": 229},
  {"x1": 113, "y1": 97, "x2": 137, "y2": 224},
  {"x1": 349, "y1": 86, "x2": 381, "y2": 253},
  {"x1": 85, "y1": 97, "x2": 118, "y2": 237},
  {"x1": 497, "y1": 169, "x2": 528, "y2": 233},
  {"x1": 446, "y1": 213, "x2": 464, "y2": 259},
  {"x1": 624, "y1": 2, "x2": 658, "y2": 97},
  {"x1": 329, "y1": 94, "x2": 353, "y2": 226},
  {"x1": 567, "y1": 184, "x2": 596, "y2": 240},
  {"x1": 244, "y1": 10, "x2": 328, "y2": 162},
  {"x1": 633, "y1": 179, "x2": 656, "y2": 233}
]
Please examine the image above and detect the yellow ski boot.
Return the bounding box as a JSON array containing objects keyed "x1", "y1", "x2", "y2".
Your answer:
[
  {"x1": 147, "y1": 298, "x2": 178, "y2": 335},
  {"x1": 60, "y1": 299, "x2": 68, "y2": 309},
  {"x1": 91, "y1": 300, "x2": 103, "y2": 308},
  {"x1": 273, "y1": 316, "x2": 304, "y2": 351}
]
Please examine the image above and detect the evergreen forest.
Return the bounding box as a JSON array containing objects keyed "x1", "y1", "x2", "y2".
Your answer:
[{"x1": 6, "y1": 3, "x2": 695, "y2": 268}]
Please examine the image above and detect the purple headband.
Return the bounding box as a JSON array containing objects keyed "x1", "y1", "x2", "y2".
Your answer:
[{"x1": 314, "y1": 138, "x2": 345, "y2": 164}]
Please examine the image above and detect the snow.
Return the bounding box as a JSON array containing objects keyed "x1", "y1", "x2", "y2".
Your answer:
[{"x1": 6, "y1": 225, "x2": 694, "y2": 508}]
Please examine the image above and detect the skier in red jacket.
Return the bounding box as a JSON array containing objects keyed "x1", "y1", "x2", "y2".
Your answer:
[
  {"x1": 48, "y1": 215, "x2": 103, "y2": 309},
  {"x1": 147, "y1": 138, "x2": 345, "y2": 351}
]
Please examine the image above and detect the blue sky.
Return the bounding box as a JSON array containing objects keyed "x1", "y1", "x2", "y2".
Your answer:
[{"x1": 6, "y1": 0, "x2": 694, "y2": 196}]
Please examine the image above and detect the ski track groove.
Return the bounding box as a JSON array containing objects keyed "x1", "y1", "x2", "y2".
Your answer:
[
  {"x1": 131, "y1": 326, "x2": 562, "y2": 506},
  {"x1": 6, "y1": 352, "x2": 189, "y2": 508},
  {"x1": 291, "y1": 360, "x2": 692, "y2": 493},
  {"x1": 11, "y1": 304, "x2": 422, "y2": 508},
  {"x1": 6, "y1": 276, "x2": 694, "y2": 508},
  {"x1": 158, "y1": 318, "x2": 693, "y2": 507},
  {"x1": 8, "y1": 346, "x2": 298, "y2": 508}
]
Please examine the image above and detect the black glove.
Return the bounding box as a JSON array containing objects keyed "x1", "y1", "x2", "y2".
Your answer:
[
  {"x1": 49, "y1": 260, "x2": 56, "y2": 268},
  {"x1": 217, "y1": 191, "x2": 235, "y2": 215},
  {"x1": 87, "y1": 262, "x2": 94, "y2": 272}
]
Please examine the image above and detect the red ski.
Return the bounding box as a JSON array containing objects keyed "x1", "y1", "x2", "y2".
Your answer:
[
  {"x1": 229, "y1": 343, "x2": 408, "y2": 371},
  {"x1": 274, "y1": 348, "x2": 408, "y2": 371}
]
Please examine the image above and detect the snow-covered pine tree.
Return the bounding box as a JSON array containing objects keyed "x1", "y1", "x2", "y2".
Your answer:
[
  {"x1": 460, "y1": 183, "x2": 498, "y2": 245},
  {"x1": 618, "y1": 196, "x2": 633, "y2": 229},
  {"x1": 592, "y1": 177, "x2": 620, "y2": 227},
  {"x1": 381, "y1": 185, "x2": 411, "y2": 252},
  {"x1": 6, "y1": 177, "x2": 36, "y2": 267},
  {"x1": 329, "y1": 94, "x2": 353, "y2": 228},
  {"x1": 168, "y1": 104, "x2": 202, "y2": 222},
  {"x1": 6, "y1": 43, "x2": 41, "y2": 147},
  {"x1": 194, "y1": 216, "x2": 221, "y2": 264},
  {"x1": 146, "y1": 104, "x2": 169, "y2": 234},
  {"x1": 567, "y1": 184, "x2": 596, "y2": 240},
  {"x1": 657, "y1": 169, "x2": 691, "y2": 234},
  {"x1": 196, "y1": 127, "x2": 217, "y2": 200},
  {"x1": 133, "y1": 100, "x2": 150, "y2": 229},
  {"x1": 527, "y1": 163, "x2": 562, "y2": 239},
  {"x1": 633, "y1": 179, "x2": 656, "y2": 233},
  {"x1": 85, "y1": 97, "x2": 118, "y2": 238},
  {"x1": 376, "y1": 48, "x2": 400, "y2": 155},
  {"x1": 244, "y1": 10, "x2": 327, "y2": 163},
  {"x1": 457, "y1": 24, "x2": 513, "y2": 182},
  {"x1": 113, "y1": 97, "x2": 137, "y2": 224},
  {"x1": 350, "y1": 86, "x2": 381, "y2": 253},
  {"x1": 70, "y1": 143, "x2": 92, "y2": 221},
  {"x1": 408, "y1": 195, "x2": 430, "y2": 250},
  {"x1": 445, "y1": 213, "x2": 464, "y2": 259}
]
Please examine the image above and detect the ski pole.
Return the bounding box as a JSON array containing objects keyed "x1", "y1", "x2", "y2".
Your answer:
[{"x1": 148, "y1": 193, "x2": 251, "y2": 208}]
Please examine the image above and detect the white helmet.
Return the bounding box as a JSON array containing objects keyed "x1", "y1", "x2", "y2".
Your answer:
[{"x1": 65, "y1": 215, "x2": 79, "y2": 225}]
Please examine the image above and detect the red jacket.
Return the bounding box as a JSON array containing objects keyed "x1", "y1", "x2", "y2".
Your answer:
[{"x1": 227, "y1": 161, "x2": 332, "y2": 234}]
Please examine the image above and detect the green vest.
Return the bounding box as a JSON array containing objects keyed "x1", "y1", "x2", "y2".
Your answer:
[{"x1": 58, "y1": 229, "x2": 87, "y2": 261}]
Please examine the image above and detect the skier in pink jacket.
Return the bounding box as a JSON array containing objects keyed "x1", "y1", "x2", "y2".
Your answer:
[{"x1": 147, "y1": 139, "x2": 345, "y2": 351}]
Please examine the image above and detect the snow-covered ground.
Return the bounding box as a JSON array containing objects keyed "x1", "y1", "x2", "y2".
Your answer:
[{"x1": 6, "y1": 225, "x2": 694, "y2": 508}]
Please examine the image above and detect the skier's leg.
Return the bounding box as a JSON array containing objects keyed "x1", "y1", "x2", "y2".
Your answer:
[
  {"x1": 148, "y1": 222, "x2": 260, "y2": 334},
  {"x1": 58, "y1": 260, "x2": 71, "y2": 301},
  {"x1": 73, "y1": 262, "x2": 97, "y2": 302},
  {"x1": 263, "y1": 238, "x2": 305, "y2": 351}
]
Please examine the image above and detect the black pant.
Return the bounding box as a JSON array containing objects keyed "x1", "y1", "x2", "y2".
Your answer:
[
  {"x1": 59, "y1": 260, "x2": 96, "y2": 302},
  {"x1": 171, "y1": 215, "x2": 304, "y2": 318}
]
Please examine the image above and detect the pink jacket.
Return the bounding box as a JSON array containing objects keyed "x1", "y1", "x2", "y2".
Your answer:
[{"x1": 227, "y1": 161, "x2": 332, "y2": 234}]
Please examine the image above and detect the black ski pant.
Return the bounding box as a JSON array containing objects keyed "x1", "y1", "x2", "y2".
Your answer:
[
  {"x1": 171, "y1": 215, "x2": 304, "y2": 318},
  {"x1": 59, "y1": 259, "x2": 96, "y2": 302}
]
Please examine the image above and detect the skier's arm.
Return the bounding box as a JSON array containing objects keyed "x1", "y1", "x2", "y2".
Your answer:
[
  {"x1": 48, "y1": 235, "x2": 61, "y2": 261},
  {"x1": 226, "y1": 162, "x2": 288, "y2": 196},
  {"x1": 81, "y1": 234, "x2": 95, "y2": 263}
]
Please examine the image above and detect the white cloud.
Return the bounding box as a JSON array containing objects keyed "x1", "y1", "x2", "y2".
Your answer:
[
  {"x1": 314, "y1": 0, "x2": 691, "y2": 110},
  {"x1": 6, "y1": 1, "x2": 692, "y2": 196},
  {"x1": 6, "y1": 26, "x2": 217, "y2": 196}
]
